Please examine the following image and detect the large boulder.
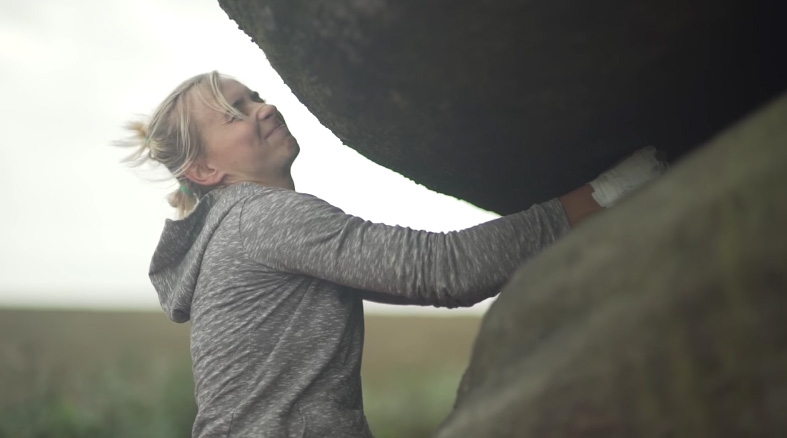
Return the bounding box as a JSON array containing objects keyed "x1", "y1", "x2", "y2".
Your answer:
[
  {"x1": 217, "y1": 0, "x2": 785, "y2": 214},
  {"x1": 436, "y1": 92, "x2": 787, "y2": 437}
]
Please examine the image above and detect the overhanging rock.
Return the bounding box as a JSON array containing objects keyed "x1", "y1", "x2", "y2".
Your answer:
[{"x1": 218, "y1": 0, "x2": 786, "y2": 214}]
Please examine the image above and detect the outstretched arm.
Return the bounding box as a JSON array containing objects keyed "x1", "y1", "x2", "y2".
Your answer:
[
  {"x1": 236, "y1": 147, "x2": 667, "y2": 307},
  {"x1": 237, "y1": 190, "x2": 569, "y2": 308}
]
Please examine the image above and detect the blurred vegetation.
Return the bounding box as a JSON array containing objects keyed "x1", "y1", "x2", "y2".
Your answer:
[{"x1": 0, "y1": 308, "x2": 480, "y2": 438}]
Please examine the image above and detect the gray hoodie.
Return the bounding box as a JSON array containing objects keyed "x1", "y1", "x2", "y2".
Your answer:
[{"x1": 149, "y1": 182, "x2": 570, "y2": 437}]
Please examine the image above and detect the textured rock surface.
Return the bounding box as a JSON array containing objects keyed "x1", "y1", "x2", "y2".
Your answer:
[
  {"x1": 218, "y1": 0, "x2": 785, "y2": 214},
  {"x1": 435, "y1": 92, "x2": 787, "y2": 438}
]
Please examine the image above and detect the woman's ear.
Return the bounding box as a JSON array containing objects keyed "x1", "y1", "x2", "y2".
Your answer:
[{"x1": 184, "y1": 159, "x2": 224, "y2": 186}]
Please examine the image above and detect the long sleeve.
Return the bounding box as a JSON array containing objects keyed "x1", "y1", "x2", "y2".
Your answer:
[{"x1": 237, "y1": 189, "x2": 570, "y2": 308}]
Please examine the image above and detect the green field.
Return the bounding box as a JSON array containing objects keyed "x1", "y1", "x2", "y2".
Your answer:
[{"x1": 0, "y1": 308, "x2": 481, "y2": 438}]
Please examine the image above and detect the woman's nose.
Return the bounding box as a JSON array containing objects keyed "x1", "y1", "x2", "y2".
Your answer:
[{"x1": 256, "y1": 103, "x2": 277, "y2": 121}]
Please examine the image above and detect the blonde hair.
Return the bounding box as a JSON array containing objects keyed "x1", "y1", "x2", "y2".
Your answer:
[{"x1": 117, "y1": 71, "x2": 248, "y2": 218}]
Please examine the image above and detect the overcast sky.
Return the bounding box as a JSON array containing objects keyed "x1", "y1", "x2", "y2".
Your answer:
[{"x1": 0, "y1": 0, "x2": 498, "y2": 314}]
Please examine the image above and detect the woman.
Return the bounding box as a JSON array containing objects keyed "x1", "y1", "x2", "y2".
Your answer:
[{"x1": 121, "y1": 71, "x2": 665, "y2": 438}]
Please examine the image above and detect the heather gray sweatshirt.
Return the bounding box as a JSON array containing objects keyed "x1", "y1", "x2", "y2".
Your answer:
[{"x1": 149, "y1": 182, "x2": 570, "y2": 438}]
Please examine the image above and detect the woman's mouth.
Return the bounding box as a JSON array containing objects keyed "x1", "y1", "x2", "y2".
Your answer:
[{"x1": 265, "y1": 123, "x2": 288, "y2": 139}]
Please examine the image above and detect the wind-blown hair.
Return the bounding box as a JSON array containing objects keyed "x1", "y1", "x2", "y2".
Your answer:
[{"x1": 117, "y1": 71, "x2": 246, "y2": 218}]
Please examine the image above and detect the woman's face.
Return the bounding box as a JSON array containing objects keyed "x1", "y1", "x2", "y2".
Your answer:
[{"x1": 187, "y1": 79, "x2": 300, "y2": 188}]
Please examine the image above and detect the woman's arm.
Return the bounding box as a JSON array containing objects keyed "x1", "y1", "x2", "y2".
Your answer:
[
  {"x1": 237, "y1": 146, "x2": 666, "y2": 307},
  {"x1": 237, "y1": 189, "x2": 570, "y2": 308}
]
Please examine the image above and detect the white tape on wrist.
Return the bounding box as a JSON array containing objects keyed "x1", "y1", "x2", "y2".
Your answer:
[{"x1": 589, "y1": 146, "x2": 667, "y2": 208}]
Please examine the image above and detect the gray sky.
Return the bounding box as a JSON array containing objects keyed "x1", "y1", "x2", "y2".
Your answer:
[{"x1": 0, "y1": 0, "x2": 497, "y2": 314}]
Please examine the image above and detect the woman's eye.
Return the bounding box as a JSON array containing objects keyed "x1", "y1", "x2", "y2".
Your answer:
[
  {"x1": 224, "y1": 113, "x2": 241, "y2": 124},
  {"x1": 251, "y1": 92, "x2": 264, "y2": 103}
]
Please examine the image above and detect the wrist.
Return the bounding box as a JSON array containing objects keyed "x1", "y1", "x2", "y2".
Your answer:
[{"x1": 589, "y1": 146, "x2": 668, "y2": 208}]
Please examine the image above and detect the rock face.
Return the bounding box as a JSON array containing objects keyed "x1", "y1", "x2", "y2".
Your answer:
[
  {"x1": 435, "y1": 93, "x2": 787, "y2": 437},
  {"x1": 218, "y1": 0, "x2": 785, "y2": 214}
]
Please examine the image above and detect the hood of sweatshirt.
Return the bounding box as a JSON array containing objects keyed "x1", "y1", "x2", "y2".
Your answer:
[{"x1": 148, "y1": 184, "x2": 259, "y2": 323}]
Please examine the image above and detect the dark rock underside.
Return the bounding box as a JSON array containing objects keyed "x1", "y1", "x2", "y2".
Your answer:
[{"x1": 218, "y1": 0, "x2": 785, "y2": 214}]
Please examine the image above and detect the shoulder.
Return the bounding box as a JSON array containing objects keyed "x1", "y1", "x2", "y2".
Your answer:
[{"x1": 224, "y1": 183, "x2": 346, "y2": 225}]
